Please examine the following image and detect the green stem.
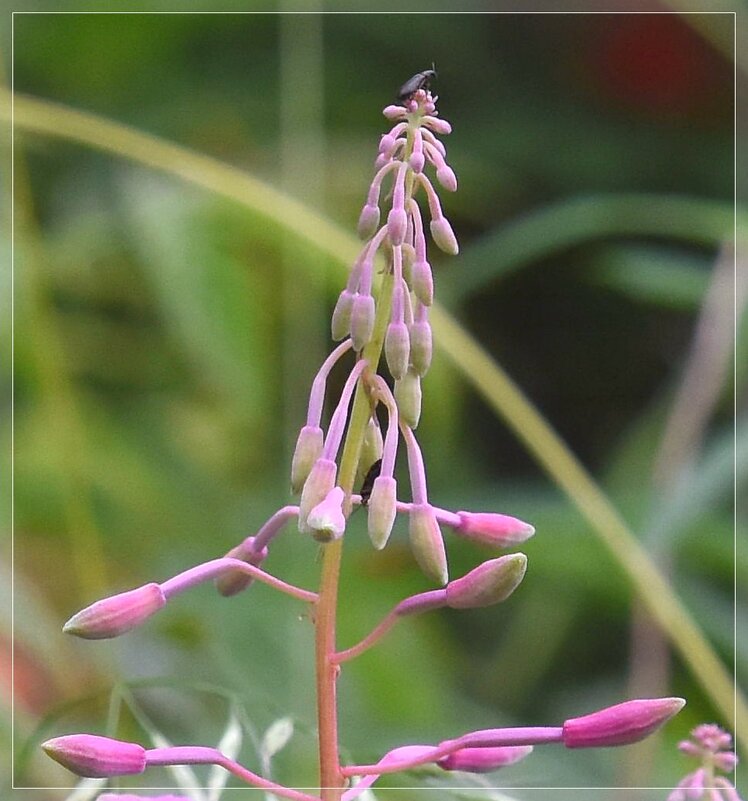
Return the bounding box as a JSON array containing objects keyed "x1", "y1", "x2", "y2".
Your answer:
[{"x1": 314, "y1": 273, "x2": 393, "y2": 800}]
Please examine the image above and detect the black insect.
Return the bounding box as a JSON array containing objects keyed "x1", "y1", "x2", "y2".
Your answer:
[
  {"x1": 397, "y1": 67, "x2": 437, "y2": 102},
  {"x1": 359, "y1": 458, "x2": 382, "y2": 506}
]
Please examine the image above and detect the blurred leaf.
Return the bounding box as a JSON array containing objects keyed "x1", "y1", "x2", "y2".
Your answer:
[{"x1": 260, "y1": 716, "x2": 294, "y2": 764}]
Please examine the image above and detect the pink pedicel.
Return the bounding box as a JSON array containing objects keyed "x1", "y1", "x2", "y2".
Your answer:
[
  {"x1": 562, "y1": 697, "x2": 686, "y2": 748},
  {"x1": 42, "y1": 734, "x2": 146, "y2": 778},
  {"x1": 63, "y1": 583, "x2": 165, "y2": 640}
]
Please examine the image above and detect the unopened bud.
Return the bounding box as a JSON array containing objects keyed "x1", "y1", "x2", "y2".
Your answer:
[
  {"x1": 409, "y1": 504, "x2": 448, "y2": 585},
  {"x1": 298, "y1": 458, "x2": 337, "y2": 534},
  {"x1": 385, "y1": 321, "x2": 410, "y2": 380},
  {"x1": 367, "y1": 476, "x2": 398, "y2": 549},
  {"x1": 411, "y1": 259, "x2": 434, "y2": 306},
  {"x1": 562, "y1": 697, "x2": 686, "y2": 749},
  {"x1": 42, "y1": 734, "x2": 146, "y2": 778},
  {"x1": 445, "y1": 554, "x2": 527, "y2": 609},
  {"x1": 357, "y1": 204, "x2": 381, "y2": 240},
  {"x1": 395, "y1": 369, "x2": 422, "y2": 429},
  {"x1": 387, "y1": 207, "x2": 408, "y2": 246},
  {"x1": 63, "y1": 584, "x2": 166, "y2": 640},
  {"x1": 383, "y1": 104, "x2": 406, "y2": 120},
  {"x1": 430, "y1": 216, "x2": 459, "y2": 255},
  {"x1": 436, "y1": 164, "x2": 458, "y2": 192},
  {"x1": 438, "y1": 745, "x2": 532, "y2": 773},
  {"x1": 401, "y1": 243, "x2": 416, "y2": 286},
  {"x1": 307, "y1": 486, "x2": 346, "y2": 543},
  {"x1": 331, "y1": 289, "x2": 355, "y2": 341},
  {"x1": 215, "y1": 537, "x2": 269, "y2": 597},
  {"x1": 409, "y1": 320, "x2": 432, "y2": 376},
  {"x1": 410, "y1": 150, "x2": 425, "y2": 173},
  {"x1": 291, "y1": 425, "x2": 324, "y2": 494},
  {"x1": 350, "y1": 293, "x2": 376, "y2": 352},
  {"x1": 359, "y1": 417, "x2": 384, "y2": 483},
  {"x1": 455, "y1": 512, "x2": 535, "y2": 548}
]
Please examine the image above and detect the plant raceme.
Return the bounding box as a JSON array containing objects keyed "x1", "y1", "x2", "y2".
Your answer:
[{"x1": 45, "y1": 79, "x2": 685, "y2": 800}]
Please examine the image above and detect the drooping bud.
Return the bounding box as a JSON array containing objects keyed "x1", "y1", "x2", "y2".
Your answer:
[
  {"x1": 358, "y1": 416, "x2": 384, "y2": 484},
  {"x1": 411, "y1": 259, "x2": 434, "y2": 306},
  {"x1": 438, "y1": 745, "x2": 533, "y2": 773},
  {"x1": 298, "y1": 458, "x2": 337, "y2": 533},
  {"x1": 307, "y1": 486, "x2": 346, "y2": 543},
  {"x1": 383, "y1": 104, "x2": 406, "y2": 120},
  {"x1": 422, "y1": 116, "x2": 452, "y2": 135},
  {"x1": 454, "y1": 512, "x2": 535, "y2": 548},
  {"x1": 357, "y1": 204, "x2": 381, "y2": 240},
  {"x1": 394, "y1": 368, "x2": 422, "y2": 429},
  {"x1": 401, "y1": 243, "x2": 416, "y2": 286},
  {"x1": 350, "y1": 293, "x2": 376, "y2": 352},
  {"x1": 291, "y1": 424, "x2": 324, "y2": 494},
  {"x1": 42, "y1": 734, "x2": 147, "y2": 778},
  {"x1": 215, "y1": 536, "x2": 269, "y2": 597},
  {"x1": 387, "y1": 207, "x2": 408, "y2": 246},
  {"x1": 409, "y1": 319, "x2": 432, "y2": 376},
  {"x1": 436, "y1": 163, "x2": 458, "y2": 192},
  {"x1": 562, "y1": 698, "x2": 686, "y2": 749},
  {"x1": 445, "y1": 554, "x2": 527, "y2": 609},
  {"x1": 385, "y1": 321, "x2": 410, "y2": 380},
  {"x1": 430, "y1": 216, "x2": 459, "y2": 255},
  {"x1": 63, "y1": 584, "x2": 166, "y2": 640},
  {"x1": 331, "y1": 289, "x2": 355, "y2": 341},
  {"x1": 408, "y1": 504, "x2": 448, "y2": 586},
  {"x1": 367, "y1": 475, "x2": 398, "y2": 549}
]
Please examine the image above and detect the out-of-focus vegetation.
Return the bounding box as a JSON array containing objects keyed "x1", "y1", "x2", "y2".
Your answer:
[{"x1": 3, "y1": 8, "x2": 744, "y2": 800}]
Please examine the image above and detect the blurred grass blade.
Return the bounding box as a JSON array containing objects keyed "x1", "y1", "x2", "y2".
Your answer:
[{"x1": 207, "y1": 710, "x2": 243, "y2": 801}]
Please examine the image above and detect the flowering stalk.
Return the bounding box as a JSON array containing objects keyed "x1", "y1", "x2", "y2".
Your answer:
[{"x1": 46, "y1": 76, "x2": 686, "y2": 800}]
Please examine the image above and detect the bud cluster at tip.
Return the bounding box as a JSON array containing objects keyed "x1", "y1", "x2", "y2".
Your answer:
[{"x1": 668, "y1": 724, "x2": 741, "y2": 801}]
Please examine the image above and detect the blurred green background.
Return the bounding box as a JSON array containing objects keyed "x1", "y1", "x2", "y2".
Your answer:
[{"x1": 3, "y1": 6, "x2": 744, "y2": 801}]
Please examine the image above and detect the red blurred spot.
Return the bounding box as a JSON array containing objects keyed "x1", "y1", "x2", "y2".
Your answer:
[{"x1": 593, "y1": 15, "x2": 728, "y2": 116}]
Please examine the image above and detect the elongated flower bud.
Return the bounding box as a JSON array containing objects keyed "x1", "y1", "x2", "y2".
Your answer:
[
  {"x1": 307, "y1": 486, "x2": 346, "y2": 542},
  {"x1": 409, "y1": 319, "x2": 432, "y2": 377},
  {"x1": 357, "y1": 204, "x2": 381, "y2": 240},
  {"x1": 387, "y1": 207, "x2": 408, "y2": 246},
  {"x1": 385, "y1": 321, "x2": 410, "y2": 380},
  {"x1": 395, "y1": 369, "x2": 422, "y2": 429},
  {"x1": 409, "y1": 504, "x2": 448, "y2": 585},
  {"x1": 411, "y1": 259, "x2": 434, "y2": 306},
  {"x1": 367, "y1": 475, "x2": 398, "y2": 549},
  {"x1": 445, "y1": 554, "x2": 527, "y2": 609},
  {"x1": 215, "y1": 536, "x2": 269, "y2": 597},
  {"x1": 438, "y1": 745, "x2": 533, "y2": 773},
  {"x1": 63, "y1": 584, "x2": 166, "y2": 640},
  {"x1": 562, "y1": 697, "x2": 686, "y2": 748},
  {"x1": 350, "y1": 293, "x2": 376, "y2": 352},
  {"x1": 331, "y1": 289, "x2": 355, "y2": 341},
  {"x1": 454, "y1": 511, "x2": 535, "y2": 547},
  {"x1": 42, "y1": 734, "x2": 146, "y2": 778},
  {"x1": 298, "y1": 458, "x2": 337, "y2": 534},
  {"x1": 291, "y1": 425, "x2": 324, "y2": 494},
  {"x1": 430, "y1": 216, "x2": 459, "y2": 255},
  {"x1": 358, "y1": 416, "x2": 384, "y2": 485}
]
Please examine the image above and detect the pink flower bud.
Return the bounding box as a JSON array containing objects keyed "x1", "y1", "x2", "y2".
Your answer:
[
  {"x1": 438, "y1": 745, "x2": 533, "y2": 773},
  {"x1": 42, "y1": 734, "x2": 146, "y2": 778},
  {"x1": 383, "y1": 104, "x2": 406, "y2": 120},
  {"x1": 436, "y1": 163, "x2": 458, "y2": 192},
  {"x1": 445, "y1": 554, "x2": 527, "y2": 609},
  {"x1": 291, "y1": 425, "x2": 324, "y2": 494},
  {"x1": 385, "y1": 321, "x2": 410, "y2": 380},
  {"x1": 298, "y1": 458, "x2": 337, "y2": 534},
  {"x1": 410, "y1": 150, "x2": 425, "y2": 173},
  {"x1": 215, "y1": 536, "x2": 269, "y2": 597},
  {"x1": 307, "y1": 486, "x2": 346, "y2": 542},
  {"x1": 357, "y1": 204, "x2": 381, "y2": 240},
  {"x1": 430, "y1": 216, "x2": 459, "y2": 255},
  {"x1": 387, "y1": 207, "x2": 408, "y2": 246},
  {"x1": 423, "y1": 116, "x2": 452, "y2": 134},
  {"x1": 63, "y1": 583, "x2": 166, "y2": 640},
  {"x1": 367, "y1": 476, "x2": 398, "y2": 549},
  {"x1": 562, "y1": 697, "x2": 686, "y2": 748},
  {"x1": 395, "y1": 369, "x2": 422, "y2": 429},
  {"x1": 411, "y1": 259, "x2": 434, "y2": 306},
  {"x1": 409, "y1": 504, "x2": 448, "y2": 585},
  {"x1": 409, "y1": 319, "x2": 432, "y2": 377},
  {"x1": 454, "y1": 511, "x2": 536, "y2": 548},
  {"x1": 359, "y1": 417, "x2": 384, "y2": 480},
  {"x1": 350, "y1": 293, "x2": 376, "y2": 352},
  {"x1": 331, "y1": 289, "x2": 355, "y2": 341}
]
